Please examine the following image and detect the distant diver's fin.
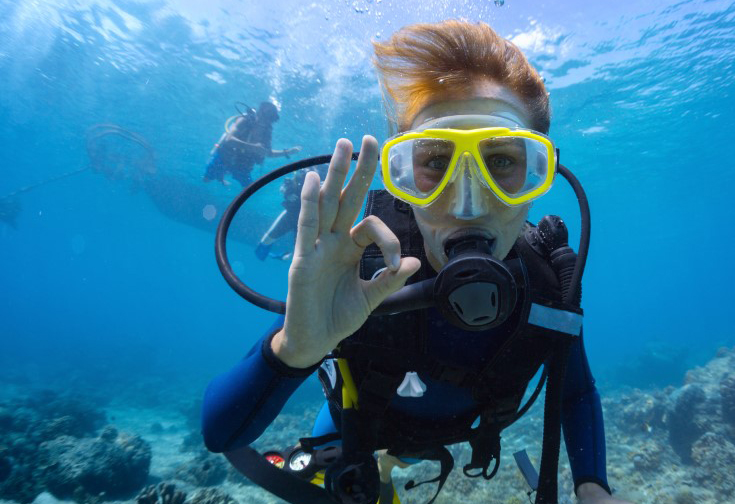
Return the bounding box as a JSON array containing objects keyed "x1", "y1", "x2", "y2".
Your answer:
[
  {"x1": 513, "y1": 449, "x2": 539, "y2": 491},
  {"x1": 255, "y1": 242, "x2": 271, "y2": 260}
]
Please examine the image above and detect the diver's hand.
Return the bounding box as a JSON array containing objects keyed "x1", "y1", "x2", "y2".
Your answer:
[
  {"x1": 577, "y1": 483, "x2": 634, "y2": 504},
  {"x1": 272, "y1": 136, "x2": 421, "y2": 368}
]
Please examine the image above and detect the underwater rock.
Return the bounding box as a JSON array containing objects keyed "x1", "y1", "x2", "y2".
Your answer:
[
  {"x1": 618, "y1": 389, "x2": 667, "y2": 432},
  {"x1": 691, "y1": 432, "x2": 735, "y2": 496},
  {"x1": 37, "y1": 417, "x2": 79, "y2": 442},
  {"x1": 186, "y1": 488, "x2": 236, "y2": 504},
  {"x1": 720, "y1": 373, "x2": 735, "y2": 427},
  {"x1": 172, "y1": 451, "x2": 227, "y2": 487},
  {"x1": 666, "y1": 384, "x2": 708, "y2": 461},
  {"x1": 629, "y1": 440, "x2": 664, "y2": 471},
  {"x1": 37, "y1": 429, "x2": 151, "y2": 499},
  {"x1": 135, "y1": 482, "x2": 186, "y2": 504},
  {"x1": 664, "y1": 345, "x2": 735, "y2": 463},
  {"x1": 98, "y1": 426, "x2": 118, "y2": 442}
]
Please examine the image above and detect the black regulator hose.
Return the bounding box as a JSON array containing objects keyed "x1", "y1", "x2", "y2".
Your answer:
[
  {"x1": 215, "y1": 154, "x2": 358, "y2": 313},
  {"x1": 556, "y1": 164, "x2": 591, "y2": 305},
  {"x1": 534, "y1": 164, "x2": 591, "y2": 504}
]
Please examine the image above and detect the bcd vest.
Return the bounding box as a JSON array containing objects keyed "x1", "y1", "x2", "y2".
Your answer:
[{"x1": 315, "y1": 190, "x2": 582, "y2": 487}]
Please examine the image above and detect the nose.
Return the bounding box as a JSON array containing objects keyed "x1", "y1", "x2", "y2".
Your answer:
[{"x1": 448, "y1": 152, "x2": 490, "y2": 220}]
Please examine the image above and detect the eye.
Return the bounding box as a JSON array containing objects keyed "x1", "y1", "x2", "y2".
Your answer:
[
  {"x1": 426, "y1": 156, "x2": 451, "y2": 171},
  {"x1": 487, "y1": 155, "x2": 515, "y2": 170}
]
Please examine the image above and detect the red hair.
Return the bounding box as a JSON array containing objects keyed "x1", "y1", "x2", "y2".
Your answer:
[{"x1": 372, "y1": 20, "x2": 550, "y2": 133}]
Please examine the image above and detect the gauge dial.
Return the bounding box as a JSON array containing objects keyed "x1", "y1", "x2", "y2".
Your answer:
[
  {"x1": 288, "y1": 450, "x2": 312, "y2": 472},
  {"x1": 264, "y1": 453, "x2": 285, "y2": 469}
]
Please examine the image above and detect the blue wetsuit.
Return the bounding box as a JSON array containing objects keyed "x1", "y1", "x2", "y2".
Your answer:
[{"x1": 202, "y1": 309, "x2": 610, "y2": 493}]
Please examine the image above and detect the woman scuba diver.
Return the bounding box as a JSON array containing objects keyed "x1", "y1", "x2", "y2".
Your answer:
[{"x1": 203, "y1": 20, "x2": 633, "y2": 504}]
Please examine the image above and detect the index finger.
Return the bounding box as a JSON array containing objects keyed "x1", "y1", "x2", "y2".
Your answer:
[{"x1": 332, "y1": 135, "x2": 379, "y2": 231}]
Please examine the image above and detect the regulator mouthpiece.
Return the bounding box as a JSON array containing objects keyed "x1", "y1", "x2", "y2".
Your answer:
[{"x1": 434, "y1": 235, "x2": 517, "y2": 331}]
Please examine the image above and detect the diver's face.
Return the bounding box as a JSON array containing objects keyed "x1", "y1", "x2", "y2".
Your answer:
[{"x1": 409, "y1": 80, "x2": 534, "y2": 270}]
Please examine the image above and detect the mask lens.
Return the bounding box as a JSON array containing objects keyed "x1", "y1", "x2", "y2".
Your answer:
[
  {"x1": 478, "y1": 137, "x2": 549, "y2": 197},
  {"x1": 388, "y1": 138, "x2": 455, "y2": 198}
]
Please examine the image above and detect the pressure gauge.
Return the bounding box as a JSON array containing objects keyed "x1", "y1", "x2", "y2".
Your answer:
[
  {"x1": 263, "y1": 452, "x2": 285, "y2": 469},
  {"x1": 288, "y1": 449, "x2": 312, "y2": 472},
  {"x1": 283, "y1": 446, "x2": 320, "y2": 480}
]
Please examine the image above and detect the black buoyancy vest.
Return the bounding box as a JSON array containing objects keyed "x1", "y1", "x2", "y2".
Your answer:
[{"x1": 320, "y1": 189, "x2": 581, "y2": 456}]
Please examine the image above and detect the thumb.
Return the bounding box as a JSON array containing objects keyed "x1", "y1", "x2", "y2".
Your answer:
[{"x1": 363, "y1": 257, "x2": 422, "y2": 311}]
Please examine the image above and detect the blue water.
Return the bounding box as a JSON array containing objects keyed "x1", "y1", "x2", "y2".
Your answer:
[{"x1": 1, "y1": 0, "x2": 734, "y2": 406}]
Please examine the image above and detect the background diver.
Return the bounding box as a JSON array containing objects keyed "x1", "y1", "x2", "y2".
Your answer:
[
  {"x1": 203, "y1": 101, "x2": 302, "y2": 187},
  {"x1": 203, "y1": 20, "x2": 632, "y2": 504},
  {"x1": 255, "y1": 165, "x2": 328, "y2": 261}
]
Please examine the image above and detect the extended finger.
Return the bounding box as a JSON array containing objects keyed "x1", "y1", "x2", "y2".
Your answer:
[
  {"x1": 333, "y1": 135, "x2": 379, "y2": 231},
  {"x1": 294, "y1": 171, "x2": 322, "y2": 256},
  {"x1": 351, "y1": 215, "x2": 402, "y2": 272},
  {"x1": 319, "y1": 138, "x2": 353, "y2": 234}
]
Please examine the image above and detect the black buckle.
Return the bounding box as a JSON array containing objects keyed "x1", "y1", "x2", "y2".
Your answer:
[{"x1": 463, "y1": 427, "x2": 501, "y2": 481}]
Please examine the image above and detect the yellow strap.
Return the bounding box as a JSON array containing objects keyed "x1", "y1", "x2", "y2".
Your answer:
[{"x1": 337, "y1": 358, "x2": 359, "y2": 410}]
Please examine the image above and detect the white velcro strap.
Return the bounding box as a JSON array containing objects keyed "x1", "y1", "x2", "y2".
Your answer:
[{"x1": 528, "y1": 303, "x2": 582, "y2": 336}]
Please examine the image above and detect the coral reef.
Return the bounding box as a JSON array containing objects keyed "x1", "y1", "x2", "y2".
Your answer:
[
  {"x1": 37, "y1": 427, "x2": 151, "y2": 500},
  {"x1": 598, "y1": 346, "x2": 735, "y2": 503},
  {"x1": 720, "y1": 372, "x2": 735, "y2": 427},
  {"x1": 666, "y1": 347, "x2": 735, "y2": 463},
  {"x1": 691, "y1": 432, "x2": 735, "y2": 496},
  {"x1": 186, "y1": 488, "x2": 236, "y2": 504},
  {"x1": 666, "y1": 383, "x2": 708, "y2": 461},
  {"x1": 135, "y1": 482, "x2": 186, "y2": 504},
  {"x1": 0, "y1": 391, "x2": 108, "y2": 503},
  {"x1": 2, "y1": 346, "x2": 735, "y2": 504}
]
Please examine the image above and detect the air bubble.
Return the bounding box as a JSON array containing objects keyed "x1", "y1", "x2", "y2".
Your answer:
[{"x1": 203, "y1": 204, "x2": 217, "y2": 221}]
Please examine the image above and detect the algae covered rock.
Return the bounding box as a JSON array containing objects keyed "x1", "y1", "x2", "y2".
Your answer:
[
  {"x1": 135, "y1": 482, "x2": 186, "y2": 504},
  {"x1": 619, "y1": 389, "x2": 666, "y2": 432},
  {"x1": 720, "y1": 373, "x2": 735, "y2": 427},
  {"x1": 629, "y1": 440, "x2": 664, "y2": 471},
  {"x1": 186, "y1": 488, "x2": 236, "y2": 504},
  {"x1": 691, "y1": 432, "x2": 735, "y2": 496},
  {"x1": 37, "y1": 428, "x2": 151, "y2": 499},
  {"x1": 666, "y1": 384, "x2": 707, "y2": 461}
]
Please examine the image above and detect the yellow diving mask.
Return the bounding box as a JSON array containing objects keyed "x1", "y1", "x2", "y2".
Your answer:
[{"x1": 380, "y1": 114, "x2": 557, "y2": 210}]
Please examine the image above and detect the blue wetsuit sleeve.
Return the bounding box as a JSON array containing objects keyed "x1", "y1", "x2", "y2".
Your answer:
[
  {"x1": 201, "y1": 316, "x2": 322, "y2": 453},
  {"x1": 561, "y1": 329, "x2": 611, "y2": 494}
]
